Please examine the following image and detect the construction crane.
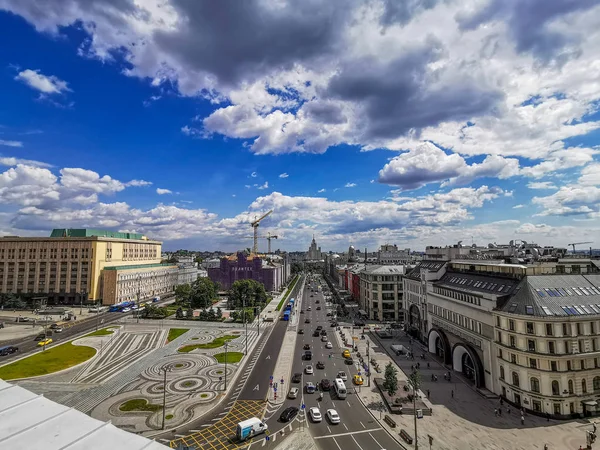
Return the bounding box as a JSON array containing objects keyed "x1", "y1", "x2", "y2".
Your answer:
[
  {"x1": 568, "y1": 242, "x2": 593, "y2": 253},
  {"x1": 250, "y1": 210, "x2": 273, "y2": 253},
  {"x1": 244, "y1": 232, "x2": 279, "y2": 253}
]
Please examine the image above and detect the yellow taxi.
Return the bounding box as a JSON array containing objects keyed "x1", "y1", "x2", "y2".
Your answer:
[
  {"x1": 37, "y1": 338, "x2": 53, "y2": 347},
  {"x1": 353, "y1": 375, "x2": 364, "y2": 385},
  {"x1": 342, "y1": 349, "x2": 351, "y2": 359}
]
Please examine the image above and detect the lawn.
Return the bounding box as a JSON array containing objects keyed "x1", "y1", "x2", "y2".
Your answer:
[
  {"x1": 167, "y1": 328, "x2": 189, "y2": 342},
  {"x1": 0, "y1": 341, "x2": 97, "y2": 380},
  {"x1": 85, "y1": 327, "x2": 116, "y2": 337},
  {"x1": 119, "y1": 399, "x2": 162, "y2": 412},
  {"x1": 213, "y1": 351, "x2": 244, "y2": 364},
  {"x1": 178, "y1": 334, "x2": 238, "y2": 353},
  {"x1": 276, "y1": 275, "x2": 299, "y2": 311}
]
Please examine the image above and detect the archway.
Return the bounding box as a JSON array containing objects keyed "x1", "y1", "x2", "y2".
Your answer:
[
  {"x1": 452, "y1": 343, "x2": 485, "y2": 388},
  {"x1": 427, "y1": 328, "x2": 451, "y2": 365},
  {"x1": 408, "y1": 304, "x2": 422, "y2": 339}
]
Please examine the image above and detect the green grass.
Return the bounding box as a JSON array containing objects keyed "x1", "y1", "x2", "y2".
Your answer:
[
  {"x1": 276, "y1": 275, "x2": 299, "y2": 311},
  {"x1": 85, "y1": 327, "x2": 116, "y2": 337},
  {"x1": 0, "y1": 342, "x2": 96, "y2": 380},
  {"x1": 178, "y1": 335, "x2": 238, "y2": 353},
  {"x1": 166, "y1": 414, "x2": 174, "y2": 420},
  {"x1": 213, "y1": 352, "x2": 244, "y2": 364},
  {"x1": 119, "y1": 399, "x2": 163, "y2": 412},
  {"x1": 167, "y1": 328, "x2": 189, "y2": 342}
]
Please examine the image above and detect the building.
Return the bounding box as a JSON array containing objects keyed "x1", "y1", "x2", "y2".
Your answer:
[
  {"x1": 426, "y1": 241, "x2": 568, "y2": 263},
  {"x1": 306, "y1": 235, "x2": 322, "y2": 261},
  {"x1": 0, "y1": 229, "x2": 172, "y2": 306},
  {"x1": 345, "y1": 264, "x2": 365, "y2": 302},
  {"x1": 207, "y1": 252, "x2": 289, "y2": 292},
  {"x1": 378, "y1": 244, "x2": 412, "y2": 265},
  {"x1": 359, "y1": 265, "x2": 406, "y2": 322},
  {"x1": 102, "y1": 263, "x2": 178, "y2": 305}
]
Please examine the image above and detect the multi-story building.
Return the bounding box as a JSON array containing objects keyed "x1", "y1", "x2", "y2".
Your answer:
[
  {"x1": 177, "y1": 265, "x2": 199, "y2": 286},
  {"x1": 378, "y1": 244, "x2": 412, "y2": 265},
  {"x1": 306, "y1": 235, "x2": 323, "y2": 261},
  {"x1": 359, "y1": 265, "x2": 405, "y2": 322},
  {"x1": 0, "y1": 229, "x2": 174, "y2": 306},
  {"x1": 102, "y1": 263, "x2": 178, "y2": 305},
  {"x1": 345, "y1": 264, "x2": 365, "y2": 302}
]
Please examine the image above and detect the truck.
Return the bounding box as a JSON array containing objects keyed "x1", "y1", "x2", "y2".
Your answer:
[{"x1": 236, "y1": 417, "x2": 268, "y2": 442}]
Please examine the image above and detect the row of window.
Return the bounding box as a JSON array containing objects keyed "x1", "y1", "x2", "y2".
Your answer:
[
  {"x1": 0, "y1": 247, "x2": 92, "y2": 260},
  {"x1": 498, "y1": 347, "x2": 600, "y2": 371},
  {"x1": 432, "y1": 304, "x2": 483, "y2": 335},
  {"x1": 499, "y1": 317, "x2": 595, "y2": 337},
  {"x1": 536, "y1": 286, "x2": 600, "y2": 298},
  {"x1": 497, "y1": 330, "x2": 598, "y2": 355},
  {"x1": 500, "y1": 367, "x2": 600, "y2": 395},
  {"x1": 433, "y1": 287, "x2": 482, "y2": 306},
  {"x1": 448, "y1": 276, "x2": 512, "y2": 294}
]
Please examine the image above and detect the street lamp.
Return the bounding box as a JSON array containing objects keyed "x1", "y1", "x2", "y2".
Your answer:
[
  {"x1": 137, "y1": 274, "x2": 141, "y2": 324},
  {"x1": 161, "y1": 365, "x2": 171, "y2": 429},
  {"x1": 224, "y1": 341, "x2": 229, "y2": 391}
]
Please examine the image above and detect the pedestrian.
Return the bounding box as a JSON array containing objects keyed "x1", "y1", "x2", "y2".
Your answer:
[
  {"x1": 431, "y1": 374, "x2": 435, "y2": 381},
  {"x1": 417, "y1": 362, "x2": 420, "y2": 369},
  {"x1": 427, "y1": 362, "x2": 430, "y2": 368},
  {"x1": 451, "y1": 390, "x2": 454, "y2": 399},
  {"x1": 543, "y1": 444, "x2": 548, "y2": 450},
  {"x1": 427, "y1": 389, "x2": 430, "y2": 398},
  {"x1": 500, "y1": 397, "x2": 503, "y2": 406},
  {"x1": 546, "y1": 412, "x2": 550, "y2": 422},
  {"x1": 494, "y1": 408, "x2": 498, "y2": 417},
  {"x1": 520, "y1": 414, "x2": 524, "y2": 425}
]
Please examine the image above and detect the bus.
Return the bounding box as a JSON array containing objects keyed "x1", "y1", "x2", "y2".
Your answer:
[
  {"x1": 283, "y1": 310, "x2": 290, "y2": 321},
  {"x1": 333, "y1": 378, "x2": 347, "y2": 399},
  {"x1": 109, "y1": 301, "x2": 135, "y2": 312}
]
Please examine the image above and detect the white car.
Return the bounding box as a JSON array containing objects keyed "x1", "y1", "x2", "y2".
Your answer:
[
  {"x1": 309, "y1": 407, "x2": 322, "y2": 422},
  {"x1": 307, "y1": 306, "x2": 312, "y2": 311},
  {"x1": 326, "y1": 409, "x2": 340, "y2": 424},
  {"x1": 305, "y1": 365, "x2": 314, "y2": 375},
  {"x1": 122, "y1": 308, "x2": 131, "y2": 313},
  {"x1": 325, "y1": 341, "x2": 333, "y2": 349},
  {"x1": 337, "y1": 371, "x2": 347, "y2": 381},
  {"x1": 288, "y1": 387, "x2": 299, "y2": 399}
]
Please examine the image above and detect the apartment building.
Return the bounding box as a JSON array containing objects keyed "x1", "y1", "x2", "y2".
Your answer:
[{"x1": 359, "y1": 265, "x2": 405, "y2": 322}]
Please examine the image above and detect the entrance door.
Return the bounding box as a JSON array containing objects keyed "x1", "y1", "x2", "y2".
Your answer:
[{"x1": 514, "y1": 393, "x2": 521, "y2": 406}]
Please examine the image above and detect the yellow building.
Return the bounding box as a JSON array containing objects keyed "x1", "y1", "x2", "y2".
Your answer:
[{"x1": 0, "y1": 229, "x2": 176, "y2": 305}]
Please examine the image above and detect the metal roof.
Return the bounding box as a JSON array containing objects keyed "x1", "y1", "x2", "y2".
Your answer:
[
  {"x1": 0, "y1": 380, "x2": 168, "y2": 450},
  {"x1": 361, "y1": 265, "x2": 405, "y2": 274},
  {"x1": 405, "y1": 260, "x2": 447, "y2": 280},
  {"x1": 435, "y1": 272, "x2": 521, "y2": 297}
]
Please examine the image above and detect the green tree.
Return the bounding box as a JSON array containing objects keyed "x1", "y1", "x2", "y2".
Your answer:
[
  {"x1": 190, "y1": 277, "x2": 218, "y2": 309},
  {"x1": 383, "y1": 362, "x2": 399, "y2": 397},
  {"x1": 174, "y1": 283, "x2": 192, "y2": 304},
  {"x1": 227, "y1": 279, "x2": 267, "y2": 310},
  {"x1": 194, "y1": 256, "x2": 203, "y2": 265},
  {"x1": 216, "y1": 306, "x2": 223, "y2": 319},
  {"x1": 291, "y1": 262, "x2": 303, "y2": 274}
]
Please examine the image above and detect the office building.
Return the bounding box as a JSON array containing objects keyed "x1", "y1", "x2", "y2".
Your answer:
[
  {"x1": 359, "y1": 265, "x2": 405, "y2": 322},
  {"x1": 378, "y1": 244, "x2": 412, "y2": 265}
]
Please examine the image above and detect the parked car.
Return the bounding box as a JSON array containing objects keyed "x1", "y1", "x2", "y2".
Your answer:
[
  {"x1": 326, "y1": 409, "x2": 341, "y2": 424},
  {"x1": 292, "y1": 373, "x2": 302, "y2": 383},
  {"x1": 287, "y1": 388, "x2": 300, "y2": 399},
  {"x1": 298, "y1": 329, "x2": 304, "y2": 334},
  {"x1": 320, "y1": 379, "x2": 331, "y2": 391},
  {"x1": 316, "y1": 361, "x2": 325, "y2": 369},
  {"x1": 309, "y1": 407, "x2": 322, "y2": 422},
  {"x1": 280, "y1": 406, "x2": 299, "y2": 422}
]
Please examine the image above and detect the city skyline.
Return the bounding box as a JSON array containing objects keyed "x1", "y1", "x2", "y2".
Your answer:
[{"x1": 1, "y1": 1, "x2": 600, "y2": 252}]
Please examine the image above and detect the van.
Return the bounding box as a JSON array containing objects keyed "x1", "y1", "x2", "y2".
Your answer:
[
  {"x1": 333, "y1": 378, "x2": 347, "y2": 399},
  {"x1": 236, "y1": 417, "x2": 268, "y2": 442}
]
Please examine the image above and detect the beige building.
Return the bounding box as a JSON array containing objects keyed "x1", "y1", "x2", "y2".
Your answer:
[
  {"x1": 359, "y1": 265, "x2": 405, "y2": 322},
  {"x1": 0, "y1": 229, "x2": 176, "y2": 305}
]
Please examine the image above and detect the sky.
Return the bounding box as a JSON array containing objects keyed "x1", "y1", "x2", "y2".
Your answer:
[{"x1": 0, "y1": 0, "x2": 600, "y2": 253}]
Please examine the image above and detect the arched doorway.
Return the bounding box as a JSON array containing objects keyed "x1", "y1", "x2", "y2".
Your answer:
[
  {"x1": 427, "y1": 328, "x2": 451, "y2": 365},
  {"x1": 452, "y1": 343, "x2": 485, "y2": 388},
  {"x1": 408, "y1": 304, "x2": 421, "y2": 339}
]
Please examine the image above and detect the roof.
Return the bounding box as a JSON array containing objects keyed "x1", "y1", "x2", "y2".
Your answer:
[
  {"x1": 361, "y1": 265, "x2": 405, "y2": 275},
  {"x1": 104, "y1": 263, "x2": 177, "y2": 271},
  {"x1": 498, "y1": 274, "x2": 600, "y2": 317},
  {"x1": 50, "y1": 229, "x2": 146, "y2": 240},
  {"x1": 435, "y1": 272, "x2": 521, "y2": 297},
  {"x1": 0, "y1": 380, "x2": 168, "y2": 450},
  {"x1": 405, "y1": 260, "x2": 447, "y2": 280}
]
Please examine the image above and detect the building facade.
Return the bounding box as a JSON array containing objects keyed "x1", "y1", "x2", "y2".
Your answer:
[
  {"x1": 306, "y1": 235, "x2": 322, "y2": 261},
  {"x1": 359, "y1": 265, "x2": 405, "y2": 322},
  {"x1": 0, "y1": 229, "x2": 165, "y2": 305},
  {"x1": 177, "y1": 265, "x2": 199, "y2": 286},
  {"x1": 378, "y1": 244, "x2": 411, "y2": 265},
  {"x1": 207, "y1": 252, "x2": 289, "y2": 292},
  {"x1": 102, "y1": 263, "x2": 178, "y2": 305}
]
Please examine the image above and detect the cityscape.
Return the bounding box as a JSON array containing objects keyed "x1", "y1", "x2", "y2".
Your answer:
[{"x1": 1, "y1": 2, "x2": 600, "y2": 450}]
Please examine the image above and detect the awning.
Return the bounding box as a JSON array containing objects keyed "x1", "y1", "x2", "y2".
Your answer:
[{"x1": 583, "y1": 400, "x2": 598, "y2": 407}]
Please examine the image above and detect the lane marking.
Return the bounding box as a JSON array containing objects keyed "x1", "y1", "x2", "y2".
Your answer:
[
  {"x1": 343, "y1": 423, "x2": 348, "y2": 431},
  {"x1": 369, "y1": 432, "x2": 384, "y2": 448},
  {"x1": 359, "y1": 421, "x2": 365, "y2": 429},
  {"x1": 313, "y1": 428, "x2": 382, "y2": 440},
  {"x1": 327, "y1": 426, "x2": 332, "y2": 434},
  {"x1": 346, "y1": 401, "x2": 351, "y2": 407},
  {"x1": 253, "y1": 384, "x2": 260, "y2": 391},
  {"x1": 351, "y1": 435, "x2": 364, "y2": 450},
  {"x1": 332, "y1": 437, "x2": 343, "y2": 450}
]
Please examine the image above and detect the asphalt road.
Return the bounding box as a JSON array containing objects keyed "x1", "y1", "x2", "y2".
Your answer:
[{"x1": 266, "y1": 275, "x2": 402, "y2": 450}]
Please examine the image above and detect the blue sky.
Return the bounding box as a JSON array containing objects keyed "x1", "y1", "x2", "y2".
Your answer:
[{"x1": 0, "y1": 1, "x2": 600, "y2": 252}]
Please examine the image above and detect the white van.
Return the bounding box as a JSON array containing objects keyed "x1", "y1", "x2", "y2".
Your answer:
[
  {"x1": 333, "y1": 378, "x2": 347, "y2": 399},
  {"x1": 236, "y1": 417, "x2": 268, "y2": 442}
]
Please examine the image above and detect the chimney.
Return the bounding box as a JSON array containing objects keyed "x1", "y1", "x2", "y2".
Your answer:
[{"x1": 364, "y1": 247, "x2": 367, "y2": 263}]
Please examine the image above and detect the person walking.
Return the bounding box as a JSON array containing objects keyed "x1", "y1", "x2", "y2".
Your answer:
[
  {"x1": 494, "y1": 408, "x2": 498, "y2": 417},
  {"x1": 498, "y1": 408, "x2": 501, "y2": 417},
  {"x1": 427, "y1": 389, "x2": 430, "y2": 398},
  {"x1": 451, "y1": 390, "x2": 454, "y2": 399},
  {"x1": 543, "y1": 444, "x2": 548, "y2": 450},
  {"x1": 520, "y1": 414, "x2": 524, "y2": 425}
]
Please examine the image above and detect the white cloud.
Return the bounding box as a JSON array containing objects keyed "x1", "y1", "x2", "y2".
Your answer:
[
  {"x1": 318, "y1": 188, "x2": 326, "y2": 193},
  {"x1": 579, "y1": 164, "x2": 600, "y2": 186},
  {"x1": 125, "y1": 179, "x2": 152, "y2": 187},
  {"x1": 279, "y1": 173, "x2": 289, "y2": 178},
  {"x1": 345, "y1": 183, "x2": 357, "y2": 188},
  {"x1": 251, "y1": 172, "x2": 258, "y2": 178},
  {"x1": 527, "y1": 181, "x2": 558, "y2": 190},
  {"x1": 0, "y1": 140, "x2": 23, "y2": 148},
  {"x1": 156, "y1": 188, "x2": 173, "y2": 195},
  {"x1": 257, "y1": 181, "x2": 269, "y2": 190},
  {"x1": 513, "y1": 204, "x2": 525, "y2": 209},
  {"x1": 533, "y1": 185, "x2": 600, "y2": 217},
  {"x1": 15, "y1": 69, "x2": 70, "y2": 95},
  {"x1": 0, "y1": 157, "x2": 52, "y2": 168}
]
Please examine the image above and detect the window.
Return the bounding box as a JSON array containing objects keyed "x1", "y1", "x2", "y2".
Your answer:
[
  {"x1": 512, "y1": 372, "x2": 520, "y2": 387},
  {"x1": 551, "y1": 361, "x2": 558, "y2": 371},
  {"x1": 594, "y1": 377, "x2": 600, "y2": 391},
  {"x1": 548, "y1": 341, "x2": 555, "y2": 354},
  {"x1": 577, "y1": 323, "x2": 582, "y2": 335},
  {"x1": 531, "y1": 377, "x2": 540, "y2": 393},
  {"x1": 511, "y1": 354, "x2": 517, "y2": 364},
  {"x1": 497, "y1": 331, "x2": 502, "y2": 342},
  {"x1": 526, "y1": 322, "x2": 534, "y2": 334},
  {"x1": 567, "y1": 360, "x2": 572, "y2": 371},
  {"x1": 528, "y1": 339, "x2": 536, "y2": 352},
  {"x1": 510, "y1": 335, "x2": 516, "y2": 348},
  {"x1": 529, "y1": 358, "x2": 537, "y2": 369},
  {"x1": 509, "y1": 320, "x2": 515, "y2": 331},
  {"x1": 526, "y1": 305, "x2": 534, "y2": 315},
  {"x1": 563, "y1": 323, "x2": 570, "y2": 336},
  {"x1": 551, "y1": 380, "x2": 560, "y2": 395},
  {"x1": 498, "y1": 348, "x2": 503, "y2": 359},
  {"x1": 568, "y1": 379, "x2": 574, "y2": 394},
  {"x1": 496, "y1": 316, "x2": 501, "y2": 327},
  {"x1": 500, "y1": 366, "x2": 505, "y2": 380},
  {"x1": 592, "y1": 322, "x2": 596, "y2": 334},
  {"x1": 546, "y1": 323, "x2": 553, "y2": 336},
  {"x1": 582, "y1": 379, "x2": 588, "y2": 393}
]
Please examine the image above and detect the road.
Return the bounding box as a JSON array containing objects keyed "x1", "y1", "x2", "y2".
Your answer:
[{"x1": 260, "y1": 274, "x2": 401, "y2": 450}]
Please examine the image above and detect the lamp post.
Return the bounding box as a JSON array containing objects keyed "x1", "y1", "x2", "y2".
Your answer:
[
  {"x1": 243, "y1": 296, "x2": 248, "y2": 355},
  {"x1": 80, "y1": 290, "x2": 84, "y2": 315},
  {"x1": 161, "y1": 365, "x2": 171, "y2": 429},
  {"x1": 224, "y1": 341, "x2": 229, "y2": 391},
  {"x1": 409, "y1": 370, "x2": 421, "y2": 450},
  {"x1": 137, "y1": 274, "x2": 141, "y2": 324}
]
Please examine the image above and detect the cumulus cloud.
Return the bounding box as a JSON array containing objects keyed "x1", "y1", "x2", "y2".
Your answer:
[
  {"x1": 513, "y1": 204, "x2": 525, "y2": 209},
  {"x1": 0, "y1": 157, "x2": 52, "y2": 168},
  {"x1": 126, "y1": 179, "x2": 152, "y2": 187},
  {"x1": 279, "y1": 173, "x2": 289, "y2": 178},
  {"x1": 156, "y1": 188, "x2": 173, "y2": 195},
  {"x1": 527, "y1": 181, "x2": 558, "y2": 190},
  {"x1": 318, "y1": 188, "x2": 326, "y2": 193},
  {"x1": 578, "y1": 164, "x2": 600, "y2": 186},
  {"x1": 15, "y1": 69, "x2": 70, "y2": 95},
  {"x1": 251, "y1": 172, "x2": 258, "y2": 178},
  {"x1": 533, "y1": 185, "x2": 600, "y2": 217}
]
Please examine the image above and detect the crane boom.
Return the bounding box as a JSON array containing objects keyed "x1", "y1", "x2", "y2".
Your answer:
[
  {"x1": 251, "y1": 210, "x2": 273, "y2": 226},
  {"x1": 250, "y1": 209, "x2": 273, "y2": 253},
  {"x1": 568, "y1": 241, "x2": 593, "y2": 252}
]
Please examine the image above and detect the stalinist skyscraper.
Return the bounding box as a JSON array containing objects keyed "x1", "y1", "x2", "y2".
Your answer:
[{"x1": 306, "y1": 235, "x2": 322, "y2": 260}]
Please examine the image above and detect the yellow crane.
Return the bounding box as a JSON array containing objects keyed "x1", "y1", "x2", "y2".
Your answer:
[{"x1": 250, "y1": 210, "x2": 273, "y2": 253}]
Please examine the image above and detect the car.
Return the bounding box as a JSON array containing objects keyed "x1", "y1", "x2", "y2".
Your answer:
[
  {"x1": 52, "y1": 326, "x2": 63, "y2": 333},
  {"x1": 298, "y1": 329, "x2": 304, "y2": 334},
  {"x1": 307, "y1": 307, "x2": 312, "y2": 311},
  {"x1": 330, "y1": 322, "x2": 338, "y2": 327},
  {"x1": 303, "y1": 344, "x2": 311, "y2": 350},
  {"x1": 337, "y1": 371, "x2": 348, "y2": 381},
  {"x1": 316, "y1": 361, "x2": 325, "y2": 369},
  {"x1": 309, "y1": 407, "x2": 322, "y2": 422},
  {"x1": 316, "y1": 306, "x2": 321, "y2": 310},
  {"x1": 313, "y1": 331, "x2": 320, "y2": 337},
  {"x1": 280, "y1": 406, "x2": 299, "y2": 422},
  {"x1": 0, "y1": 345, "x2": 18, "y2": 356},
  {"x1": 316, "y1": 326, "x2": 323, "y2": 331},
  {"x1": 326, "y1": 312, "x2": 332, "y2": 317},
  {"x1": 305, "y1": 382, "x2": 316, "y2": 393},
  {"x1": 342, "y1": 349, "x2": 351, "y2": 358},
  {"x1": 326, "y1": 409, "x2": 341, "y2": 424},
  {"x1": 292, "y1": 373, "x2": 302, "y2": 383},
  {"x1": 305, "y1": 318, "x2": 311, "y2": 324},
  {"x1": 321, "y1": 335, "x2": 328, "y2": 342},
  {"x1": 353, "y1": 375, "x2": 364, "y2": 385},
  {"x1": 310, "y1": 294, "x2": 314, "y2": 297},
  {"x1": 300, "y1": 310, "x2": 304, "y2": 314},
  {"x1": 304, "y1": 351, "x2": 312, "y2": 360},
  {"x1": 305, "y1": 365, "x2": 314, "y2": 374},
  {"x1": 34, "y1": 333, "x2": 46, "y2": 341},
  {"x1": 345, "y1": 358, "x2": 354, "y2": 365},
  {"x1": 37, "y1": 338, "x2": 53, "y2": 347},
  {"x1": 288, "y1": 388, "x2": 300, "y2": 399},
  {"x1": 354, "y1": 320, "x2": 365, "y2": 326},
  {"x1": 16, "y1": 316, "x2": 30, "y2": 322},
  {"x1": 49, "y1": 323, "x2": 60, "y2": 329},
  {"x1": 316, "y1": 300, "x2": 320, "y2": 304},
  {"x1": 122, "y1": 308, "x2": 131, "y2": 313},
  {"x1": 320, "y1": 330, "x2": 327, "y2": 336},
  {"x1": 321, "y1": 379, "x2": 331, "y2": 391},
  {"x1": 325, "y1": 341, "x2": 333, "y2": 349}
]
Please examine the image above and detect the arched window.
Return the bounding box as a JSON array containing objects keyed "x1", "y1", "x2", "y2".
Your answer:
[
  {"x1": 594, "y1": 377, "x2": 600, "y2": 391},
  {"x1": 582, "y1": 379, "x2": 588, "y2": 393},
  {"x1": 552, "y1": 380, "x2": 560, "y2": 395},
  {"x1": 500, "y1": 366, "x2": 505, "y2": 380},
  {"x1": 568, "y1": 379, "x2": 574, "y2": 394},
  {"x1": 530, "y1": 377, "x2": 540, "y2": 393},
  {"x1": 512, "y1": 371, "x2": 520, "y2": 387}
]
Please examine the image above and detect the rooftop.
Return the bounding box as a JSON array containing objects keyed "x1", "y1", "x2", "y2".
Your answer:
[
  {"x1": 361, "y1": 265, "x2": 405, "y2": 275},
  {"x1": 50, "y1": 229, "x2": 147, "y2": 240}
]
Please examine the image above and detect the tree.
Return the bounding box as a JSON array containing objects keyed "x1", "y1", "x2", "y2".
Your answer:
[
  {"x1": 190, "y1": 277, "x2": 218, "y2": 309},
  {"x1": 216, "y1": 306, "x2": 223, "y2": 319},
  {"x1": 175, "y1": 306, "x2": 184, "y2": 319},
  {"x1": 291, "y1": 262, "x2": 303, "y2": 274},
  {"x1": 175, "y1": 283, "x2": 192, "y2": 304},
  {"x1": 383, "y1": 362, "x2": 399, "y2": 397},
  {"x1": 228, "y1": 279, "x2": 267, "y2": 309}
]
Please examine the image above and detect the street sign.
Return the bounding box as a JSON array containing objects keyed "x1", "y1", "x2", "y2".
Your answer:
[
  {"x1": 301, "y1": 403, "x2": 305, "y2": 409},
  {"x1": 280, "y1": 378, "x2": 284, "y2": 384},
  {"x1": 266, "y1": 436, "x2": 270, "y2": 441},
  {"x1": 270, "y1": 375, "x2": 273, "y2": 380}
]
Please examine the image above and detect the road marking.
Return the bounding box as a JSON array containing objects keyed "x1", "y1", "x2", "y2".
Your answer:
[
  {"x1": 327, "y1": 426, "x2": 332, "y2": 433},
  {"x1": 189, "y1": 429, "x2": 201, "y2": 432},
  {"x1": 351, "y1": 435, "x2": 364, "y2": 450},
  {"x1": 331, "y1": 437, "x2": 343, "y2": 450},
  {"x1": 253, "y1": 384, "x2": 260, "y2": 391},
  {"x1": 369, "y1": 432, "x2": 384, "y2": 448},
  {"x1": 174, "y1": 434, "x2": 186, "y2": 437},
  {"x1": 346, "y1": 401, "x2": 351, "y2": 407},
  {"x1": 266, "y1": 355, "x2": 271, "y2": 359},
  {"x1": 343, "y1": 423, "x2": 348, "y2": 431},
  {"x1": 359, "y1": 421, "x2": 365, "y2": 429},
  {"x1": 313, "y1": 428, "x2": 382, "y2": 440}
]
